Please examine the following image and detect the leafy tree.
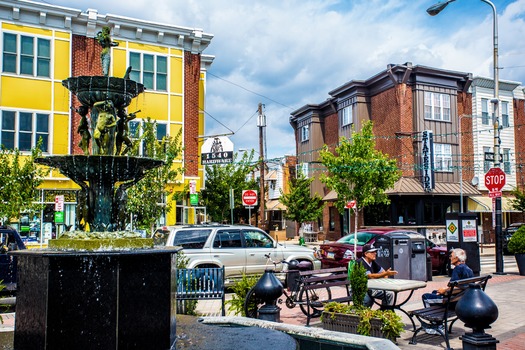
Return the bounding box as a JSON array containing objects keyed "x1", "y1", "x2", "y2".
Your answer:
[
  {"x1": 319, "y1": 121, "x2": 400, "y2": 215},
  {"x1": 510, "y1": 187, "x2": 525, "y2": 222},
  {"x1": 201, "y1": 151, "x2": 258, "y2": 223},
  {"x1": 279, "y1": 172, "x2": 324, "y2": 228},
  {"x1": 0, "y1": 144, "x2": 45, "y2": 224},
  {"x1": 125, "y1": 118, "x2": 184, "y2": 232}
]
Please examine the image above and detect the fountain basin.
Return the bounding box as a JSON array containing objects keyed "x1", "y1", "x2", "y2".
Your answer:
[
  {"x1": 62, "y1": 76, "x2": 145, "y2": 109},
  {"x1": 48, "y1": 237, "x2": 153, "y2": 250},
  {"x1": 12, "y1": 247, "x2": 180, "y2": 350},
  {"x1": 35, "y1": 155, "x2": 163, "y2": 183}
]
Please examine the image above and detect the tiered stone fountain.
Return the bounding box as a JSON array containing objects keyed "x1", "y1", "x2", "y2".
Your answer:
[{"x1": 12, "y1": 27, "x2": 179, "y2": 350}]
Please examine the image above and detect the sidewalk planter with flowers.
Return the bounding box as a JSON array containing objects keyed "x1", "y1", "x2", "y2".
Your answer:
[
  {"x1": 508, "y1": 225, "x2": 525, "y2": 276},
  {"x1": 321, "y1": 303, "x2": 404, "y2": 342},
  {"x1": 320, "y1": 262, "x2": 403, "y2": 342}
]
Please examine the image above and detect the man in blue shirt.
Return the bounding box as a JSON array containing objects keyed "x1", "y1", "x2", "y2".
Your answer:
[{"x1": 422, "y1": 248, "x2": 474, "y2": 307}]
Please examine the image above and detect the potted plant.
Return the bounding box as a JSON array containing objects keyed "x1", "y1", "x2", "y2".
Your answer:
[
  {"x1": 507, "y1": 225, "x2": 525, "y2": 276},
  {"x1": 321, "y1": 262, "x2": 404, "y2": 342}
]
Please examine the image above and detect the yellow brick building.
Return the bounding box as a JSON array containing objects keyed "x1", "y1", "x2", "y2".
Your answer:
[{"x1": 0, "y1": 1, "x2": 213, "y2": 235}]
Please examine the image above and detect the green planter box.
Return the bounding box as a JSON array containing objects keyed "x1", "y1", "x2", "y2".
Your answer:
[{"x1": 321, "y1": 312, "x2": 395, "y2": 342}]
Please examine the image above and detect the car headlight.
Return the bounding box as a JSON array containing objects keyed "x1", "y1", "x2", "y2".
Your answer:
[{"x1": 343, "y1": 250, "x2": 354, "y2": 259}]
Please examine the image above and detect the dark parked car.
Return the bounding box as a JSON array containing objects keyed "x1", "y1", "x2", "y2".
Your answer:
[
  {"x1": 319, "y1": 228, "x2": 448, "y2": 275},
  {"x1": 0, "y1": 225, "x2": 26, "y2": 293},
  {"x1": 503, "y1": 223, "x2": 525, "y2": 255}
]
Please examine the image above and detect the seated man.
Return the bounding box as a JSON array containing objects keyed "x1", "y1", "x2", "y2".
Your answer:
[
  {"x1": 356, "y1": 243, "x2": 398, "y2": 308},
  {"x1": 422, "y1": 247, "x2": 473, "y2": 307}
]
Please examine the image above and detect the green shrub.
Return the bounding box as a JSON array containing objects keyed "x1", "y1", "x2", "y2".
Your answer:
[
  {"x1": 508, "y1": 225, "x2": 525, "y2": 254},
  {"x1": 350, "y1": 262, "x2": 368, "y2": 307},
  {"x1": 225, "y1": 273, "x2": 260, "y2": 316},
  {"x1": 322, "y1": 302, "x2": 404, "y2": 339}
]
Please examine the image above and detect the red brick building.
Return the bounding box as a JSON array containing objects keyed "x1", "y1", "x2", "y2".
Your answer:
[{"x1": 290, "y1": 63, "x2": 495, "y2": 241}]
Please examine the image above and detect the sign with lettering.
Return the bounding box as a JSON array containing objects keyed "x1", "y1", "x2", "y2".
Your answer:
[
  {"x1": 462, "y1": 219, "x2": 477, "y2": 242},
  {"x1": 421, "y1": 130, "x2": 434, "y2": 192},
  {"x1": 201, "y1": 136, "x2": 234, "y2": 165}
]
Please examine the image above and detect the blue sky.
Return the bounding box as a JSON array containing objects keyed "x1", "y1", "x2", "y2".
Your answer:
[{"x1": 43, "y1": 0, "x2": 525, "y2": 159}]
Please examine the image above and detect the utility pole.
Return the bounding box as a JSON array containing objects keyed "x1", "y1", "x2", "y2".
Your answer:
[
  {"x1": 490, "y1": 2, "x2": 504, "y2": 274},
  {"x1": 258, "y1": 103, "x2": 266, "y2": 231}
]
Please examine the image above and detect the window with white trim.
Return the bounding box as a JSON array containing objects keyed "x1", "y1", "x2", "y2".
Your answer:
[
  {"x1": 501, "y1": 101, "x2": 509, "y2": 128},
  {"x1": 341, "y1": 105, "x2": 352, "y2": 127},
  {"x1": 0, "y1": 110, "x2": 49, "y2": 152},
  {"x1": 301, "y1": 125, "x2": 309, "y2": 142},
  {"x1": 433, "y1": 143, "x2": 452, "y2": 172},
  {"x1": 503, "y1": 148, "x2": 511, "y2": 174},
  {"x1": 481, "y1": 99, "x2": 490, "y2": 125},
  {"x1": 2, "y1": 33, "x2": 50, "y2": 77},
  {"x1": 128, "y1": 119, "x2": 168, "y2": 156},
  {"x1": 297, "y1": 163, "x2": 309, "y2": 178},
  {"x1": 129, "y1": 52, "x2": 167, "y2": 91},
  {"x1": 424, "y1": 92, "x2": 450, "y2": 121}
]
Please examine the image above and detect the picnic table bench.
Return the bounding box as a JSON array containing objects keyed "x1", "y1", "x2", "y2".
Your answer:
[
  {"x1": 409, "y1": 274, "x2": 492, "y2": 350},
  {"x1": 299, "y1": 266, "x2": 352, "y2": 325},
  {"x1": 176, "y1": 267, "x2": 225, "y2": 316}
]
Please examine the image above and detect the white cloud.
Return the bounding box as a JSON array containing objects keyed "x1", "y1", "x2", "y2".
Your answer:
[{"x1": 46, "y1": 0, "x2": 525, "y2": 158}]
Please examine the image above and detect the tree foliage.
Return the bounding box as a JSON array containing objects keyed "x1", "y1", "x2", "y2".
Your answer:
[
  {"x1": 0, "y1": 144, "x2": 45, "y2": 223},
  {"x1": 125, "y1": 118, "x2": 184, "y2": 231},
  {"x1": 279, "y1": 172, "x2": 324, "y2": 225},
  {"x1": 201, "y1": 151, "x2": 258, "y2": 223},
  {"x1": 319, "y1": 121, "x2": 400, "y2": 214},
  {"x1": 510, "y1": 187, "x2": 525, "y2": 221}
]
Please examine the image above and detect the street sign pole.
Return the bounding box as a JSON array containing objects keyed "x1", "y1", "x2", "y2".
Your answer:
[{"x1": 485, "y1": 167, "x2": 506, "y2": 274}]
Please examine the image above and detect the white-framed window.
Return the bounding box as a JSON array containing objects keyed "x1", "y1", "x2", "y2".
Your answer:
[
  {"x1": 341, "y1": 105, "x2": 353, "y2": 127},
  {"x1": 424, "y1": 92, "x2": 450, "y2": 121},
  {"x1": 0, "y1": 110, "x2": 49, "y2": 152},
  {"x1": 481, "y1": 98, "x2": 490, "y2": 125},
  {"x1": 433, "y1": 143, "x2": 452, "y2": 172},
  {"x1": 501, "y1": 101, "x2": 509, "y2": 128},
  {"x1": 301, "y1": 125, "x2": 309, "y2": 142},
  {"x1": 129, "y1": 52, "x2": 167, "y2": 91},
  {"x1": 2, "y1": 33, "x2": 50, "y2": 77},
  {"x1": 503, "y1": 148, "x2": 511, "y2": 174},
  {"x1": 483, "y1": 146, "x2": 491, "y2": 172},
  {"x1": 128, "y1": 119, "x2": 168, "y2": 156},
  {"x1": 297, "y1": 162, "x2": 309, "y2": 178}
]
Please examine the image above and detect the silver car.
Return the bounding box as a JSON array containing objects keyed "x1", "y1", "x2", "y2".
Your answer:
[{"x1": 154, "y1": 224, "x2": 321, "y2": 285}]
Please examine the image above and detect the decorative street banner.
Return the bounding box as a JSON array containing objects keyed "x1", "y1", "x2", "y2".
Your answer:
[
  {"x1": 201, "y1": 136, "x2": 234, "y2": 165},
  {"x1": 421, "y1": 130, "x2": 434, "y2": 192}
]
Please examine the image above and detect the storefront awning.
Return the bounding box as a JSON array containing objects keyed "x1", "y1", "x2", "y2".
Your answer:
[
  {"x1": 266, "y1": 199, "x2": 286, "y2": 211},
  {"x1": 386, "y1": 177, "x2": 481, "y2": 196},
  {"x1": 322, "y1": 190, "x2": 337, "y2": 201},
  {"x1": 468, "y1": 196, "x2": 520, "y2": 213}
]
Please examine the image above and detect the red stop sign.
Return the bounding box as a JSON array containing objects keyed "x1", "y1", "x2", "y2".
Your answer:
[
  {"x1": 485, "y1": 168, "x2": 506, "y2": 192},
  {"x1": 242, "y1": 190, "x2": 258, "y2": 206}
]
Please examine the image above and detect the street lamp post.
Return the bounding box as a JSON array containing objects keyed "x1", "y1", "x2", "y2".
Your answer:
[{"x1": 427, "y1": 0, "x2": 504, "y2": 274}]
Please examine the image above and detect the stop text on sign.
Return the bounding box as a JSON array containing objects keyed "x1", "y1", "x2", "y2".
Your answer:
[{"x1": 484, "y1": 167, "x2": 506, "y2": 192}]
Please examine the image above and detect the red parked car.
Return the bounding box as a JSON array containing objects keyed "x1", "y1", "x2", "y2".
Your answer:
[{"x1": 319, "y1": 228, "x2": 448, "y2": 275}]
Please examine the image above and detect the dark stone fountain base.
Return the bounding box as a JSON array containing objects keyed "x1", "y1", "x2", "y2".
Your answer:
[{"x1": 12, "y1": 247, "x2": 179, "y2": 350}]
